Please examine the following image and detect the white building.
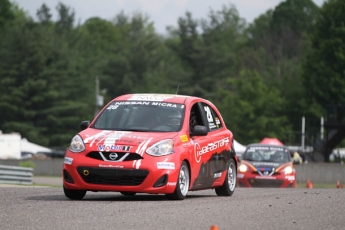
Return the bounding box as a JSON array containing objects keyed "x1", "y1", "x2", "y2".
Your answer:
[{"x1": 0, "y1": 131, "x2": 52, "y2": 159}]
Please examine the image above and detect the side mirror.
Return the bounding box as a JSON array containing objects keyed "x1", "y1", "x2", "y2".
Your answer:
[
  {"x1": 80, "y1": 121, "x2": 90, "y2": 130},
  {"x1": 191, "y1": 125, "x2": 208, "y2": 136}
]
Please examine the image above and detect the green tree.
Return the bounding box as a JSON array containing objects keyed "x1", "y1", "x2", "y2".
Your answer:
[
  {"x1": 242, "y1": 0, "x2": 321, "y2": 135},
  {"x1": 219, "y1": 70, "x2": 290, "y2": 144},
  {"x1": 303, "y1": 0, "x2": 345, "y2": 110},
  {"x1": 0, "y1": 3, "x2": 93, "y2": 147},
  {"x1": 0, "y1": 0, "x2": 14, "y2": 29},
  {"x1": 167, "y1": 4, "x2": 246, "y2": 102},
  {"x1": 102, "y1": 12, "x2": 181, "y2": 98},
  {"x1": 36, "y1": 3, "x2": 52, "y2": 25}
]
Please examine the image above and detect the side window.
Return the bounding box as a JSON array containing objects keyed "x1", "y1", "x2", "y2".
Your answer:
[
  {"x1": 189, "y1": 104, "x2": 204, "y2": 132},
  {"x1": 201, "y1": 102, "x2": 223, "y2": 131}
]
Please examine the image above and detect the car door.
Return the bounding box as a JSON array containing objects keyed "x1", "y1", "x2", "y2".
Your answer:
[{"x1": 189, "y1": 101, "x2": 231, "y2": 190}]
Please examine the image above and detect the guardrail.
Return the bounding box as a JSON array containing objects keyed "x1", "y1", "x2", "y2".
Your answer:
[{"x1": 0, "y1": 165, "x2": 33, "y2": 184}]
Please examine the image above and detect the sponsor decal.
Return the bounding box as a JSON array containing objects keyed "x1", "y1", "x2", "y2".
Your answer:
[
  {"x1": 209, "y1": 122, "x2": 216, "y2": 129},
  {"x1": 286, "y1": 176, "x2": 295, "y2": 181},
  {"x1": 157, "y1": 162, "x2": 175, "y2": 169},
  {"x1": 248, "y1": 146, "x2": 285, "y2": 151},
  {"x1": 214, "y1": 172, "x2": 222, "y2": 178},
  {"x1": 151, "y1": 102, "x2": 177, "y2": 107},
  {"x1": 252, "y1": 162, "x2": 280, "y2": 167},
  {"x1": 257, "y1": 167, "x2": 272, "y2": 171},
  {"x1": 107, "y1": 105, "x2": 120, "y2": 110},
  {"x1": 112, "y1": 100, "x2": 181, "y2": 108},
  {"x1": 167, "y1": 182, "x2": 177, "y2": 186},
  {"x1": 64, "y1": 157, "x2": 73, "y2": 165},
  {"x1": 194, "y1": 137, "x2": 229, "y2": 163},
  {"x1": 99, "y1": 164, "x2": 124, "y2": 168},
  {"x1": 255, "y1": 176, "x2": 276, "y2": 179},
  {"x1": 237, "y1": 173, "x2": 244, "y2": 178},
  {"x1": 204, "y1": 106, "x2": 214, "y2": 123},
  {"x1": 98, "y1": 145, "x2": 125, "y2": 151},
  {"x1": 114, "y1": 101, "x2": 150, "y2": 105},
  {"x1": 180, "y1": 135, "x2": 189, "y2": 143},
  {"x1": 97, "y1": 145, "x2": 131, "y2": 152},
  {"x1": 128, "y1": 94, "x2": 174, "y2": 101}
]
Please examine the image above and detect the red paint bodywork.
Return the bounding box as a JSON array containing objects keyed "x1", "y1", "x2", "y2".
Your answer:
[
  {"x1": 237, "y1": 144, "x2": 296, "y2": 188},
  {"x1": 237, "y1": 160, "x2": 297, "y2": 188},
  {"x1": 63, "y1": 94, "x2": 237, "y2": 194}
]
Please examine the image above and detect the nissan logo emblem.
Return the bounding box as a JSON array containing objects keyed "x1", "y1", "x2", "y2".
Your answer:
[{"x1": 109, "y1": 152, "x2": 118, "y2": 160}]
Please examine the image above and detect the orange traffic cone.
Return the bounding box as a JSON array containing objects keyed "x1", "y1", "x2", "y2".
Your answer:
[
  {"x1": 336, "y1": 180, "x2": 343, "y2": 188},
  {"x1": 306, "y1": 178, "x2": 314, "y2": 188},
  {"x1": 210, "y1": 225, "x2": 219, "y2": 230}
]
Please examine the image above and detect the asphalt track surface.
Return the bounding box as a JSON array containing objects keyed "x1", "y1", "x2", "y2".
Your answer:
[{"x1": 0, "y1": 180, "x2": 344, "y2": 230}]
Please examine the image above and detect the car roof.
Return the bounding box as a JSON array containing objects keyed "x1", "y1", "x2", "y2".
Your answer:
[{"x1": 112, "y1": 93, "x2": 203, "y2": 104}]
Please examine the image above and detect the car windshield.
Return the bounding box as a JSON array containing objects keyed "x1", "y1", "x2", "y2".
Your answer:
[
  {"x1": 92, "y1": 100, "x2": 185, "y2": 132},
  {"x1": 242, "y1": 146, "x2": 290, "y2": 163}
]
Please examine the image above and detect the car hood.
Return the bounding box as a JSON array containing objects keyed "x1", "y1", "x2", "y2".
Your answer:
[{"x1": 79, "y1": 129, "x2": 178, "y2": 150}]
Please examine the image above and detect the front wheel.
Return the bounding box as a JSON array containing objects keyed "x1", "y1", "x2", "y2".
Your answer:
[
  {"x1": 63, "y1": 186, "x2": 87, "y2": 200},
  {"x1": 166, "y1": 161, "x2": 190, "y2": 200},
  {"x1": 215, "y1": 158, "x2": 236, "y2": 196}
]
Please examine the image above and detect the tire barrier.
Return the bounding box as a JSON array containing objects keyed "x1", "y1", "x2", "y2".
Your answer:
[{"x1": 0, "y1": 165, "x2": 33, "y2": 184}]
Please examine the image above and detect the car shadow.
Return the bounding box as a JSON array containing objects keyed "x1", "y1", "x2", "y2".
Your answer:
[{"x1": 26, "y1": 192, "x2": 215, "y2": 202}]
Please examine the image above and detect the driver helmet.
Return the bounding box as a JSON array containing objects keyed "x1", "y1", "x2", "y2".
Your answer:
[{"x1": 167, "y1": 110, "x2": 182, "y2": 128}]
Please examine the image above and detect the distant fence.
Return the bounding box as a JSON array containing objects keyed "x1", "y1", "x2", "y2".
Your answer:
[
  {"x1": 0, "y1": 165, "x2": 33, "y2": 184},
  {"x1": 0, "y1": 159, "x2": 63, "y2": 176},
  {"x1": 294, "y1": 163, "x2": 345, "y2": 184},
  {"x1": 0, "y1": 159, "x2": 344, "y2": 184}
]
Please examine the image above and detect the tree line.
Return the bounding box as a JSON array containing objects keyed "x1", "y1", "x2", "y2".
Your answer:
[{"x1": 0, "y1": 0, "x2": 344, "y2": 148}]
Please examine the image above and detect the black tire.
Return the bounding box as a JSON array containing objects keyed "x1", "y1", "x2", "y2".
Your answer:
[
  {"x1": 63, "y1": 186, "x2": 87, "y2": 200},
  {"x1": 120, "y1": 192, "x2": 136, "y2": 196},
  {"x1": 215, "y1": 158, "x2": 236, "y2": 196},
  {"x1": 166, "y1": 162, "x2": 190, "y2": 200}
]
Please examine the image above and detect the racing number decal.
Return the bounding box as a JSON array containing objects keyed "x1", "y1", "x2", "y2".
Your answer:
[{"x1": 204, "y1": 106, "x2": 213, "y2": 123}]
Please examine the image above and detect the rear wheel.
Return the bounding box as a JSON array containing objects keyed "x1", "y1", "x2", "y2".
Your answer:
[
  {"x1": 215, "y1": 158, "x2": 236, "y2": 196},
  {"x1": 63, "y1": 186, "x2": 86, "y2": 200},
  {"x1": 120, "y1": 192, "x2": 136, "y2": 196},
  {"x1": 166, "y1": 162, "x2": 189, "y2": 200}
]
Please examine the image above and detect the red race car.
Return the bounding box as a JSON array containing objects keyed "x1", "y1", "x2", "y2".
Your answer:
[
  {"x1": 237, "y1": 144, "x2": 296, "y2": 188},
  {"x1": 63, "y1": 93, "x2": 238, "y2": 200}
]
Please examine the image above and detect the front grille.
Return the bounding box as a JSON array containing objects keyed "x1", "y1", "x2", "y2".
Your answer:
[
  {"x1": 87, "y1": 151, "x2": 143, "y2": 162},
  {"x1": 248, "y1": 179, "x2": 284, "y2": 188},
  {"x1": 77, "y1": 167, "x2": 149, "y2": 186}
]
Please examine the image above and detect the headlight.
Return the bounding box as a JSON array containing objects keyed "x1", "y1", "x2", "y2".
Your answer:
[
  {"x1": 283, "y1": 166, "x2": 293, "y2": 174},
  {"x1": 146, "y1": 139, "x2": 174, "y2": 156},
  {"x1": 239, "y1": 164, "x2": 248, "y2": 172},
  {"x1": 68, "y1": 135, "x2": 85, "y2": 152}
]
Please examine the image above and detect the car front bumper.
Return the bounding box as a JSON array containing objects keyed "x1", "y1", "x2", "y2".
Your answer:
[
  {"x1": 237, "y1": 173, "x2": 296, "y2": 188},
  {"x1": 63, "y1": 151, "x2": 180, "y2": 194}
]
